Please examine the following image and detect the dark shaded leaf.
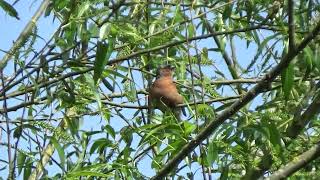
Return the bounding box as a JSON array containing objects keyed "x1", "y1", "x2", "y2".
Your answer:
[
  {"x1": 281, "y1": 62, "x2": 294, "y2": 101},
  {"x1": 0, "y1": 0, "x2": 19, "y2": 19},
  {"x1": 207, "y1": 140, "x2": 218, "y2": 165},
  {"x1": 17, "y1": 151, "x2": 26, "y2": 175},
  {"x1": 93, "y1": 40, "x2": 114, "y2": 84}
]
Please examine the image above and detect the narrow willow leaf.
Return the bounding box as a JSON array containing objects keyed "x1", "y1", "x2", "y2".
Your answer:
[
  {"x1": 140, "y1": 124, "x2": 178, "y2": 146},
  {"x1": 77, "y1": 1, "x2": 90, "y2": 18},
  {"x1": 182, "y1": 121, "x2": 196, "y2": 135},
  {"x1": 89, "y1": 138, "x2": 111, "y2": 154},
  {"x1": 104, "y1": 125, "x2": 116, "y2": 139},
  {"x1": 172, "y1": 4, "x2": 183, "y2": 24},
  {"x1": 281, "y1": 62, "x2": 294, "y2": 101},
  {"x1": 51, "y1": 137, "x2": 65, "y2": 171},
  {"x1": 102, "y1": 78, "x2": 114, "y2": 92},
  {"x1": 67, "y1": 171, "x2": 112, "y2": 178},
  {"x1": 187, "y1": 23, "x2": 195, "y2": 38},
  {"x1": 99, "y1": 23, "x2": 110, "y2": 40},
  {"x1": 13, "y1": 126, "x2": 22, "y2": 139},
  {"x1": 268, "y1": 122, "x2": 282, "y2": 154},
  {"x1": 85, "y1": 74, "x2": 102, "y2": 111},
  {"x1": 222, "y1": 3, "x2": 233, "y2": 21},
  {"x1": 17, "y1": 151, "x2": 27, "y2": 175},
  {"x1": 94, "y1": 41, "x2": 108, "y2": 83},
  {"x1": 65, "y1": 116, "x2": 79, "y2": 137},
  {"x1": 303, "y1": 46, "x2": 313, "y2": 71},
  {"x1": 0, "y1": 0, "x2": 19, "y2": 19},
  {"x1": 93, "y1": 40, "x2": 114, "y2": 84},
  {"x1": 23, "y1": 158, "x2": 32, "y2": 180},
  {"x1": 207, "y1": 141, "x2": 218, "y2": 165},
  {"x1": 315, "y1": 44, "x2": 320, "y2": 71}
]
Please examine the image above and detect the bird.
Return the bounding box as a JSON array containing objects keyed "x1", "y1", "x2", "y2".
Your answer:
[{"x1": 148, "y1": 65, "x2": 183, "y2": 121}]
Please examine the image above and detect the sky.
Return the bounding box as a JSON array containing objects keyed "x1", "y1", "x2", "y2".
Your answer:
[{"x1": 0, "y1": 1, "x2": 268, "y2": 179}]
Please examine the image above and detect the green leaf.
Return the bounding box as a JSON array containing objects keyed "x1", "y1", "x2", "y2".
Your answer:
[
  {"x1": 101, "y1": 78, "x2": 114, "y2": 92},
  {"x1": 315, "y1": 44, "x2": 320, "y2": 71},
  {"x1": 143, "y1": 124, "x2": 178, "y2": 143},
  {"x1": 67, "y1": 171, "x2": 112, "y2": 178},
  {"x1": 120, "y1": 126, "x2": 133, "y2": 146},
  {"x1": 17, "y1": 151, "x2": 27, "y2": 175},
  {"x1": 94, "y1": 41, "x2": 108, "y2": 84},
  {"x1": 187, "y1": 24, "x2": 195, "y2": 38},
  {"x1": 23, "y1": 158, "x2": 32, "y2": 180},
  {"x1": 13, "y1": 126, "x2": 22, "y2": 139},
  {"x1": 304, "y1": 46, "x2": 313, "y2": 71},
  {"x1": 15, "y1": 124, "x2": 40, "y2": 138},
  {"x1": 99, "y1": 23, "x2": 111, "y2": 40},
  {"x1": 0, "y1": 0, "x2": 19, "y2": 19},
  {"x1": 51, "y1": 137, "x2": 65, "y2": 171},
  {"x1": 65, "y1": 116, "x2": 79, "y2": 137},
  {"x1": 207, "y1": 141, "x2": 218, "y2": 165},
  {"x1": 281, "y1": 62, "x2": 294, "y2": 101},
  {"x1": 93, "y1": 40, "x2": 114, "y2": 84},
  {"x1": 172, "y1": 5, "x2": 183, "y2": 24},
  {"x1": 44, "y1": 2, "x2": 52, "y2": 17},
  {"x1": 222, "y1": 3, "x2": 233, "y2": 21},
  {"x1": 182, "y1": 121, "x2": 196, "y2": 136},
  {"x1": 85, "y1": 74, "x2": 102, "y2": 111},
  {"x1": 102, "y1": 67, "x2": 128, "y2": 81},
  {"x1": 77, "y1": 1, "x2": 90, "y2": 17},
  {"x1": 267, "y1": 122, "x2": 282, "y2": 153},
  {"x1": 104, "y1": 125, "x2": 116, "y2": 139},
  {"x1": 89, "y1": 138, "x2": 112, "y2": 154}
]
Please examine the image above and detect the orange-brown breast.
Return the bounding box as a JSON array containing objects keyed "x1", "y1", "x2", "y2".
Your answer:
[{"x1": 149, "y1": 76, "x2": 183, "y2": 110}]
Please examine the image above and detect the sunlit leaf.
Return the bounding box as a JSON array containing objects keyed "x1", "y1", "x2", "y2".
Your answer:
[{"x1": 67, "y1": 171, "x2": 112, "y2": 178}]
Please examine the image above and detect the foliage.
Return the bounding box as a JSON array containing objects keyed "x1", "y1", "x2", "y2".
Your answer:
[{"x1": 1, "y1": 0, "x2": 320, "y2": 179}]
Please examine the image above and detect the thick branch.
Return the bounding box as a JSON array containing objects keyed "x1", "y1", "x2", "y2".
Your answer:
[
  {"x1": 243, "y1": 81, "x2": 320, "y2": 179},
  {"x1": 266, "y1": 142, "x2": 320, "y2": 180},
  {"x1": 288, "y1": 0, "x2": 296, "y2": 50},
  {"x1": 286, "y1": 86, "x2": 320, "y2": 138}
]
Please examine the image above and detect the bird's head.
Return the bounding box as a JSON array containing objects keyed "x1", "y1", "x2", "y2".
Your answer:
[{"x1": 156, "y1": 65, "x2": 175, "y2": 78}]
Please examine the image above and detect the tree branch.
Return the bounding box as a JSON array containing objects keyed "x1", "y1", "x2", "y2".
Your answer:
[
  {"x1": 243, "y1": 81, "x2": 320, "y2": 179},
  {"x1": 286, "y1": 83, "x2": 320, "y2": 139},
  {"x1": 0, "y1": 0, "x2": 50, "y2": 70},
  {"x1": 266, "y1": 142, "x2": 320, "y2": 180},
  {"x1": 288, "y1": 0, "x2": 296, "y2": 50}
]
